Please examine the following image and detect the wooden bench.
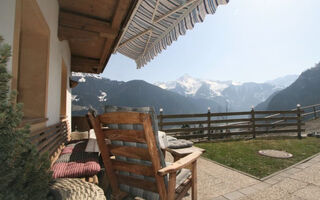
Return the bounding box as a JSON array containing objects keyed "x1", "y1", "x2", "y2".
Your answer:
[{"x1": 29, "y1": 119, "x2": 99, "y2": 184}]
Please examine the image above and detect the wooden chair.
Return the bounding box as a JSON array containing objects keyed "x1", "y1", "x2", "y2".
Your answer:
[{"x1": 88, "y1": 109, "x2": 202, "y2": 200}]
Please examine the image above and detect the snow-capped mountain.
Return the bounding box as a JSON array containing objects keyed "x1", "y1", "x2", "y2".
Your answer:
[
  {"x1": 155, "y1": 74, "x2": 237, "y2": 97},
  {"x1": 266, "y1": 74, "x2": 299, "y2": 89},
  {"x1": 154, "y1": 74, "x2": 298, "y2": 111},
  {"x1": 71, "y1": 73, "x2": 222, "y2": 116}
]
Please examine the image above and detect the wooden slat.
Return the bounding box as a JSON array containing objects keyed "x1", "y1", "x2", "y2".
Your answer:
[
  {"x1": 29, "y1": 123, "x2": 60, "y2": 137},
  {"x1": 301, "y1": 103, "x2": 320, "y2": 109},
  {"x1": 254, "y1": 110, "x2": 299, "y2": 114},
  {"x1": 210, "y1": 111, "x2": 252, "y2": 116},
  {"x1": 117, "y1": 174, "x2": 158, "y2": 193},
  {"x1": 173, "y1": 134, "x2": 208, "y2": 139},
  {"x1": 210, "y1": 118, "x2": 252, "y2": 123},
  {"x1": 112, "y1": 160, "x2": 154, "y2": 177},
  {"x1": 99, "y1": 112, "x2": 147, "y2": 124},
  {"x1": 212, "y1": 124, "x2": 252, "y2": 130},
  {"x1": 109, "y1": 145, "x2": 151, "y2": 161},
  {"x1": 255, "y1": 117, "x2": 298, "y2": 121},
  {"x1": 255, "y1": 123, "x2": 305, "y2": 127},
  {"x1": 59, "y1": 11, "x2": 117, "y2": 39},
  {"x1": 31, "y1": 125, "x2": 61, "y2": 144},
  {"x1": 163, "y1": 127, "x2": 207, "y2": 133},
  {"x1": 88, "y1": 112, "x2": 121, "y2": 195},
  {"x1": 158, "y1": 113, "x2": 208, "y2": 119},
  {"x1": 40, "y1": 130, "x2": 66, "y2": 155},
  {"x1": 37, "y1": 127, "x2": 62, "y2": 151},
  {"x1": 103, "y1": 129, "x2": 146, "y2": 143},
  {"x1": 255, "y1": 129, "x2": 305, "y2": 134},
  {"x1": 159, "y1": 120, "x2": 208, "y2": 126},
  {"x1": 175, "y1": 179, "x2": 192, "y2": 200},
  {"x1": 143, "y1": 115, "x2": 167, "y2": 199}
]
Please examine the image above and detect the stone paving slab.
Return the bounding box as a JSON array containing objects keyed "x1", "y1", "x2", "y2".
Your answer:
[
  {"x1": 166, "y1": 149, "x2": 320, "y2": 200},
  {"x1": 215, "y1": 154, "x2": 320, "y2": 200},
  {"x1": 163, "y1": 153, "x2": 259, "y2": 200}
]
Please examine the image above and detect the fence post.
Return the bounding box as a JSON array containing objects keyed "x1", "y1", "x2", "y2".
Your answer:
[
  {"x1": 251, "y1": 106, "x2": 256, "y2": 139},
  {"x1": 313, "y1": 106, "x2": 317, "y2": 119},
  {"x1": 207, "y1": 107, "x2": 211, "y2": 140},
  {"x1": 159, "y1": 108, "x2": 163, "y2": 131},
  {"x1": 297, "y1": 104, "x2": 302, "y2": 139}
]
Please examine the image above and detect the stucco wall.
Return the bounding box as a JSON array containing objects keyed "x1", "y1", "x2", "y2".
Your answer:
[
  {"x1": 0, "y1": 0, "x2": 16, "y2": 74},
  {"x1": 0, "y1": 0, "x2": 72, "y2": 126},
  {"x1": 36, "y1": 0, "x2": 72, "y2": 126}
]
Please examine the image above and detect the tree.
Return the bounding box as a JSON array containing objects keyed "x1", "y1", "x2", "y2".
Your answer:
[{"x1": 0, "y1": 36, "x2": 51, "y2": 200}]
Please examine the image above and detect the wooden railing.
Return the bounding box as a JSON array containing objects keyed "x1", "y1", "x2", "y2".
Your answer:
[
  {"x1": 29, "y1": 119, "x2": 71, "y2": 161},
  {"x1": 158, "y1": 105, "x2": 309, "y2": 140}
]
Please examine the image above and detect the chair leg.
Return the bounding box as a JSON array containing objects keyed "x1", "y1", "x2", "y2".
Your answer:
[
  {"x1": 191, "y1": 161, "x2": 197, "y2": 200},
  {"x1": 168, "y1": 172, "x2": 177, "y2": 200}
]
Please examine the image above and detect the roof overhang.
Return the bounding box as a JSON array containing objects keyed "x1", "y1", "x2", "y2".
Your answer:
[{"x1": 58, "y1": 0, "x2": 138, "y2": 74}]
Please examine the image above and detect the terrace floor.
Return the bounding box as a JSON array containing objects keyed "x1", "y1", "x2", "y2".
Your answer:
[{"x1": 174, "y1": 152, "x2": 320, "y2": 200}]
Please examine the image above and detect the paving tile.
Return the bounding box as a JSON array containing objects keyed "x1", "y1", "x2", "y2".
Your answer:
[
  {"x1": 251, "y1": 182, "x2": 271, "y2": 191},
  {"x1": 284, "y1": 167, "x2": 301, "y2": 175},
  {"x1": 238, "y1": 186, "x2": 258, "y2": 195},
  {"x1": 294, "y1": 185, "x2": 320, "y2": 200},
  {"x1": 264, "y1": 176, "x2": 283, "y2": 185},
  {"x1": 212, "y1": 196, "x2": 229, "y2": 200},
  {"x1": 275, "y1": 178, "x2": 308, "y2": 193},
  {"x1": 223, "y1": 191, "x2": 245, "y2": 200}
]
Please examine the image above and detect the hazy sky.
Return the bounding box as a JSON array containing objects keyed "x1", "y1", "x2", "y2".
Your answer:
[{"x1": 102, "y1": 0, "x2": 320, "y2": 83}]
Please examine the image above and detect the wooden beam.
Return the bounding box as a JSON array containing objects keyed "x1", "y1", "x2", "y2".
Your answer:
[
  {"x1": 71, "y1": 56, "x2": 100, "y2": 73},
  {"x1": 59, "y1": 11, "x2": 117, "y2": 39},
  {"x1": 59, "y1": 26, "x2": 100, "y2": 41},
  {"x1": 99, "y1": 0, "x2": 132, "y2": 73}
]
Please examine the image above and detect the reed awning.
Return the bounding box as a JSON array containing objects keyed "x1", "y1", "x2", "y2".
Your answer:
[{"x1": 115, "y1": 0, "x2": 229, "y2": 68}]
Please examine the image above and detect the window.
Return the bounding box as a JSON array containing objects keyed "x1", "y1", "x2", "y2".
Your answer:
[{"x1": 17, "y1": 0, "x2": 49, "y2": 119}]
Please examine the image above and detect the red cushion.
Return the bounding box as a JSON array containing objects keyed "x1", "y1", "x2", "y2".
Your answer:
[
  {"x1": 61, "y1": 141, "x2": 87, "y2": 155},
  {"x1": 51, "y1": 162, "x2": 100, "y2": 179}
]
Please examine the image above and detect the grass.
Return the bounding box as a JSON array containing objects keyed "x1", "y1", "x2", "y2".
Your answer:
[{"x1": 195, "y1": 137, "x2": 320, "y2": 178}]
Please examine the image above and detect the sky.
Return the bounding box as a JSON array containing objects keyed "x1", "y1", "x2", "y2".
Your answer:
[{"x1": 102, "y1": 0, "x2": 320, "y2": 84}]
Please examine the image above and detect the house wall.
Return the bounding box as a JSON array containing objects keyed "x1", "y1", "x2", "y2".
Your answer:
[
  {"x1": 0, "y1": 0, "x2": 16, "y2": 75},
  {"x1": 0, "y1": 0, "x2": 72, "y2": 128}
]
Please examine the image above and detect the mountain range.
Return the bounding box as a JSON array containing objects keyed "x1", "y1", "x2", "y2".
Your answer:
[
  {"x1": 71, "y1": 73, "x2": 223, "y2": 116},
  {"x1": 154, "y1": 74, "x2": 298, "y2": 111},
  {"x1": 71, "y1": 72, "x2": 299, "y2": 116},
  {"x1": 257, "y1": 63, "x2": 320, "y2": 110}
]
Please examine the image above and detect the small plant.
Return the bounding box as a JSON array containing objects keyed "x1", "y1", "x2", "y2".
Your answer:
[{"x1": 0, "y1": 36, "x2": 51, "y2": 200}]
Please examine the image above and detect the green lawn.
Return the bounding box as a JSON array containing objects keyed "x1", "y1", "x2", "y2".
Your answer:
[{"x1": 195, "y1": 137, "x2": 320, "y2": 178}]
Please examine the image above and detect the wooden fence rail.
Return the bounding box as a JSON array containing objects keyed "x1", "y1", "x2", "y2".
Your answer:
[{"x1": 157, "y1": 104, "x2": 319, "y2": 141}]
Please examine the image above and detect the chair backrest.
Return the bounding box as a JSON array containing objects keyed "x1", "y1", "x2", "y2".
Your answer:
[{"x1": 88, "y1": 108, "x2": 168, "y2": 200}]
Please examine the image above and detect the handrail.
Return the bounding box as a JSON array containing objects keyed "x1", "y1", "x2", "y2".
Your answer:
[{"x1": 157, "y1": 102, "x2": 320, "y2": 141}]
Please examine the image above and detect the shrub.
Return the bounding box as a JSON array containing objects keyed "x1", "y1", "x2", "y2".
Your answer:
[{"x1": 0, "y1": 36, "x2": 52, "y2": 200}]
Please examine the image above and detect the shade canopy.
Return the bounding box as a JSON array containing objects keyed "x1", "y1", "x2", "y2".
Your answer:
[{"x1": 115, "y1": 0, "x2": 229, "y2": 68}]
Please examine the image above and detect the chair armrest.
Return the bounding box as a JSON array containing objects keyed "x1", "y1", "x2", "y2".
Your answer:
[{"x1": 158, "y1": 151, "x2": 202, "y2": 176}]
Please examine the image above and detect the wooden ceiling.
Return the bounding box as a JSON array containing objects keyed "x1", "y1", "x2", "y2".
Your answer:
[{"x1": 58, "y1": 0, "x2": 137, "y2": 73}]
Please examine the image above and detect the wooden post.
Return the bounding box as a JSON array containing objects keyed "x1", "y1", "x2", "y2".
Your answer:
[
  {"x1": 207, "y1": 107, "x2": 211, "y2": 140},
  {"x1": 297, "y1": 104, "x2": 302, "y2": 139},
  {"x1": 251, "y1": 106, "x2": 256, "y2": 139},
  {"x1": 313, "y1": 106, "x2": 317, "y2": 119},
  {"x1": 159, "y1": 108, "x2": 163, "y2": 131}
]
